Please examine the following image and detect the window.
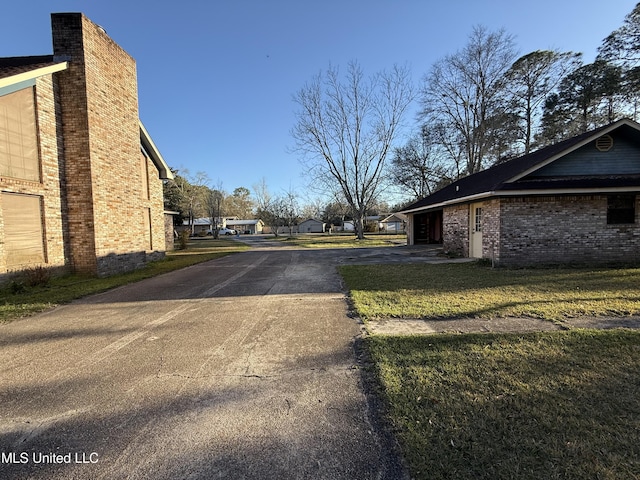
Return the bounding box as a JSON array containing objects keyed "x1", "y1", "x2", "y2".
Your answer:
[
  {"x1": 2, "y1": 193, "x2": 45, "y2": 266},
  {"x1": 474, "y1": 207, "x2": 482, "y2": 232},
  {"x1": 607, "y1": 195, "x2": 636, "y2": 224},
  {"x1": 0, "y1": 88, "x2": 40, "y2": 181}
]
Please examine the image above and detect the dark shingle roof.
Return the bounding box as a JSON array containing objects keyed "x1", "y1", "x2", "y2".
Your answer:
[
  {"x1": 0, "y1": 55, "x2": 58, "y2": 80},
  {"x1": 401, "y1": 121, "x2": 635, "y2": 213}
]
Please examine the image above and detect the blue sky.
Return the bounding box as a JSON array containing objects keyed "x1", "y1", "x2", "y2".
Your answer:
[{"x1": 1, "y1": 0, "x2": 638, "y2": 203}]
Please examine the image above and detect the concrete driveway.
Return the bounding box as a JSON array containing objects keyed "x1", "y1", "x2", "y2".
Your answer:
[{"x1": 0, "y1": 238, "x2": 410, "y2": 479}]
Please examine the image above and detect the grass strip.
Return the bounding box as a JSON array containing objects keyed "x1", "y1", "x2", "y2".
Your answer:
[
  {"x1": 365, "y1": 330, "x2": 640, "y2": 480},
  {"x1": 340, "y1": 263, "x2": 640, "y2": 321}
]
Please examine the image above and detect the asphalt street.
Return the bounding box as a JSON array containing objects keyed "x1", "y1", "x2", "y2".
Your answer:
[{"x1": 0, "y1": 238, "x2": 409, "y2": 479}]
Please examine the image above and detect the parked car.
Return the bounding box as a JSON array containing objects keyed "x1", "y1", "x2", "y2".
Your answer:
[{"x1": 218, "y1": 228, "x2": 236, "y2": 236}]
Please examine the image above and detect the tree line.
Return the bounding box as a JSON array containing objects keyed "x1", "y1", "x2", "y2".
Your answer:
[
  {"x1": 291, "y1": 3, "x2": 640, "y2": 232},
  {"x1": 163, "y1": 171, "x2": 396, "y2": 237},
  {"x1": 391, "y1": 3, "x2": 640, "y2": 203}
]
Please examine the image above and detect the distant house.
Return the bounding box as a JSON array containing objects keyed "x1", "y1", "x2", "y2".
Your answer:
[
  {"x1": 401, "y1": 119, "x2": 640, "y2": 266},
  {"x1": 343, "y1": 216, "x2": 382, "y2": 232},
  {"x1": 182, "y1": 218, "x2": 213, "y2": 235},
  {"x1": 180, "y1": 217, "x2": 242, "y2": 235},
  {"x1": 226, "y1": 219, "x2": 264, "y2": 234},
  {"x1": 381, "y1": 213, "x2": 407, "y2": 233},
  {"x1": 298, "y1": 219, "x2": 326, "y2": 233},
  {"x1": 0, "y1": 13, "x2": 172, "y2": 278}
]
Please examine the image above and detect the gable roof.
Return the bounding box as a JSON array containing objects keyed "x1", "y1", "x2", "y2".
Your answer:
[
  {"x1": 401, "y1": 119, "x2": 640, "y2": 214},
  {"x1": 140, "y1": 122, "x2": 173, "y2": 180},
  {"x1": 0, "y1": 55, "x2": 68, "y2": 90},
  {"x1": 226, "y1": 219, "x2": 263, "y2": 226},
  {"x1": 381, "y1": 213, "x2": 407, "y2": 223},
  {"x1": 0, "y1": 56, "x2": 173, "y2": 181},
  {"x1": 299, "y1": 218, "x2": 325, "y2": 225}
]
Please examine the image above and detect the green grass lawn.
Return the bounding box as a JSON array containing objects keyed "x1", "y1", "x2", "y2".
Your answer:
[
  {"x1": 0, "y1": 237, "x2": 248, "y2": 322},
  {"x1": 276, "y1": 232, "x2": 406, "y2": 248},
  {"x1": 341, "y1": 262, "x2": 640, "y2": 478},
  {"x1": 340, "y1": 262, "x2": 640, "y2": 322},
  {"x1": 366, "y1": 330, "x2": 640, "y2": 479}
]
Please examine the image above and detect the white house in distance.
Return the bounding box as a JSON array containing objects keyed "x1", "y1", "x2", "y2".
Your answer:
[
  {"x1": 181, "y1": 217, "x2": 264, "y2": 235},
  {"x1": 226, "y1": 219, "x2": 264, "y2": 234},
  {"x1": 298, "y1": 218, "x2": 326, "y2": 233},
  {"x1": 381, "y1": 213, "x2": 407, "y2": 232}
]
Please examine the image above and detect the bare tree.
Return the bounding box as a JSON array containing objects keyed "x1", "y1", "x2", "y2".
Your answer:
[
  {"x1": 420, "y1": 26, "x2": 517, "y2": 175},
  {"x1": 252, "y1": 177, "x2": 272, "y2": 214},
  {"x1": 281, "y1": 188, "x2": 299, "y2": 236},
  {"x1": 291, "y1": 61, "x2": 414, "y2": 239},
  {"x1": 390, "y1": 127, "x2": 451, "y2": 200},
  {"x1": 164, "y1": 169, "x2": 210, "y2": 235}
]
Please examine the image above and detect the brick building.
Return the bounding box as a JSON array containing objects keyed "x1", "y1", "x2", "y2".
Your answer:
[
  {"x1": 0, "y1": 13, "x2": 173, "y2": 277},
  {"x1": 401, "y1": 119, "x2": 640, "y2": 266}
]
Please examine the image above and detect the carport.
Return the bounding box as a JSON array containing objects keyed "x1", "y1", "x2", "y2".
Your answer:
[{"x1": 413, "y1": 210, "x2": 443, "y2": 244}]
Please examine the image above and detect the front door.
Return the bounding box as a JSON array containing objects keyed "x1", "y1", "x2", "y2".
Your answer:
[{"x1": 470, "y1": 203, "x2": 483, "y2": 258}]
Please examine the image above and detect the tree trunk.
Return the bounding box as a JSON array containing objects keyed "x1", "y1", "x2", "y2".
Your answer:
[{"x1": 354, "y1": 215, "x2": 365, "y2": 240}]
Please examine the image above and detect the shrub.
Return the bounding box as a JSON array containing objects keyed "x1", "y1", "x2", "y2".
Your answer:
[{"x1": 22, "y1": 266, "x2": 51, "y2": 287}]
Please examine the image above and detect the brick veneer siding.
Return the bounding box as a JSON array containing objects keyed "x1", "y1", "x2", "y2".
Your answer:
[
  {"x1": 498, "y1": 195, "x2": 640, "y2": 265},
  {"x1": 481, "y1": 199, "x2": 500, "y2": 261},
  {"x1": 442, "y1": 204, "x2": 469, "y2": 257},
  {"x1": 52, "y1": 13, "x2": 165, "y2": 276},
  {"x1": 164, "y1": 213, "x2": 176, "y2": 251}
]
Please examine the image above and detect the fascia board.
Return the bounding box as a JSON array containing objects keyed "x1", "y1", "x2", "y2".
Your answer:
[
  {"x1": 140, "y1": 121, "x2": 173, "y2": 180},
  {"x1": 0, "y1": 62, "x2": 68, "y2": 90},
  {"x1": 497, "y1": 186, "x2": 640, "y2": 196},
  {"x1": 401, "y1": 184, "x2": 640, "y2": 215},
  {"x1": 400, "y1": 192, "x2": 494, "y2": 214}
]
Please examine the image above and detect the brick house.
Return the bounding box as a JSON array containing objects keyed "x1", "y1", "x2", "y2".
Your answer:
[
  {"x1": 401, "y1": 119, "x2": 640, "y2": 266},
  {"x1": 0, "y1": 13, "x2": 173, "y2": 278}
]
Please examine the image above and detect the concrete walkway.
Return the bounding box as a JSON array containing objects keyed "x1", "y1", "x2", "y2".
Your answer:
[{"x1": 0, "y1": 241, "x2": 410, "y2": 479}]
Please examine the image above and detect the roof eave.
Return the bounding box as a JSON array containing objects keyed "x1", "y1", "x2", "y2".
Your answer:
[
  {"x1": 401, "y1": 185, "x2": 640, "y2": 215},
  {"x1": 140, "y1": 121, "x2": 173, "y2": 180},
  {"x1": 401, "y1": 192, "x2": 494, "y2": 214},
  {"x1": 0, "y1": 61, "x2": 68, "y2": 89}
]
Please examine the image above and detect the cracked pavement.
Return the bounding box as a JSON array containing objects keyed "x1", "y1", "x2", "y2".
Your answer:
[{"x1": 0, "y1": 239, "x2": 408, "y2": 479}]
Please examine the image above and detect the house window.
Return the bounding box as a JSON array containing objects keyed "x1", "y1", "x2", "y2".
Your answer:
[
  {"x1": 474, "y1": 207, "x2": 482, "y2": 232},
  {"x1": 2, "y1": 193, "x2": 45, "y2": 266},
  {"x1": 607, "y1": 195, "x2": 636, "y2": 224},
  {"x1": 0, "y1": 88, "x2": 40, "y2": 182}
]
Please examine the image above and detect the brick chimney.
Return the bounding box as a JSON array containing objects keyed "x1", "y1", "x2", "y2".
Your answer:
[{"x1": 51, "y1": 13, "x2": 143, "y2": 275}]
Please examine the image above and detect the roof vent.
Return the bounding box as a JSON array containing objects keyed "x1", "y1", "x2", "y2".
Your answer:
[{"x1": 596, "y1": 134, "x2": 614, "y2": 152}]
